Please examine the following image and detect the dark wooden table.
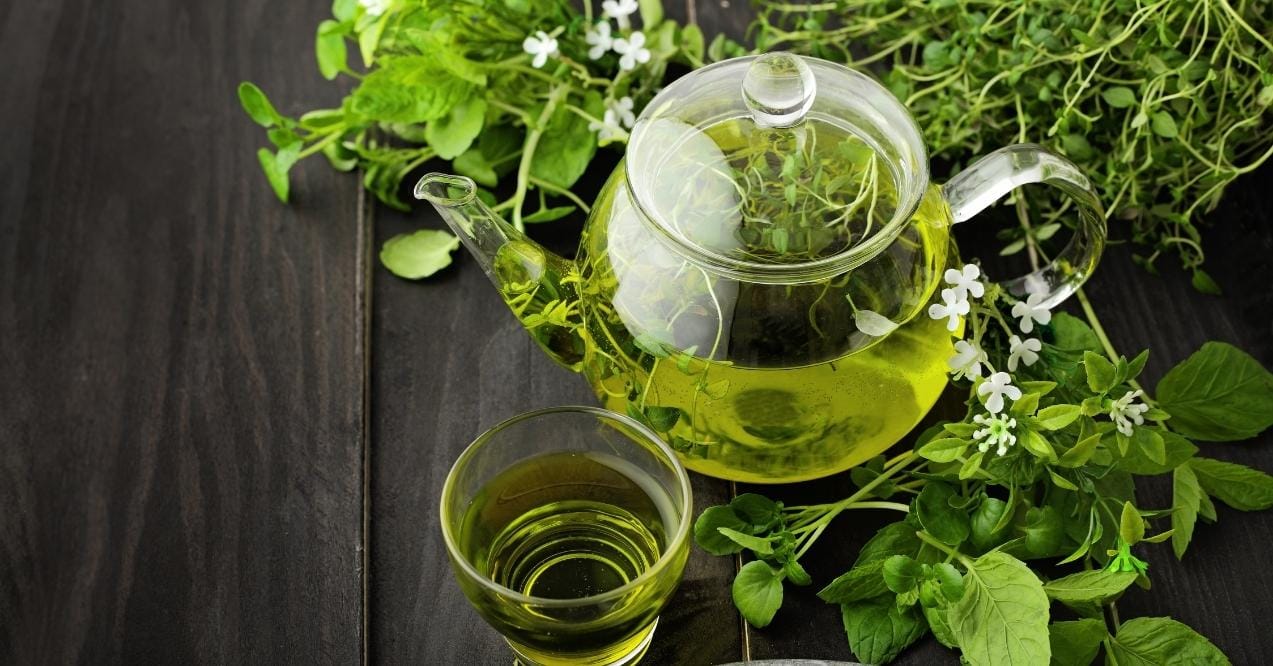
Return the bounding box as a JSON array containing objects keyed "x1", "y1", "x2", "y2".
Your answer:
[{"x1": 3, "y1": 1, "x2": 1271, "y2": 664}]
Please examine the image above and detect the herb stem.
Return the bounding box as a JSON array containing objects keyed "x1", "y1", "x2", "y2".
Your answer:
[
  {"x1": 915, "y1": 530, "x2": 968, "y2": 565},
  {"x1": 529, "y1": 176, "x2": 592, "y2": 213},
  {"x1": 512, "y1": 84, "x2": 570, "y2": 231}
]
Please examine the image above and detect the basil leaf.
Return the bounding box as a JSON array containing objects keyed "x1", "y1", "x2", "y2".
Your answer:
[
  {"x1": 841, "y1": 597, "x2": 928, "y2": 665},
  {"x1": 1172, "y1": 463, "x2": 1203, "y2": 559},
  {"x1": 918, "y1": 437, "x2": 969, "y2": 463},
  {"x1": 1107, "y1": 617, "x2": 1229, "y2": 665},
  {"x1": 1156, "y1": 342, "x2": 1273, "y2": 441},
  {"x1": 378, "y1": 229, "x2": 459, "y2": 279},
  {"x1": 733, "y1": 560, "x2": 784, "y2": 628},
  {"x1": 950, "y1": 552, "x2": 1051, "y2": 666},
  {"x1": 1048, "y1": 618, "x2": 1106, "y2": 666},
  {"x1": 970, "y1": 496, "x2": 1011, "y2": 552},
  {"x1": 426, "y1": 96, "x2": 486, "y2": 159},
  {"x1": 530, "y1": 99, "x2": 599, "y2": 189},
  {"x1": 693, "y1": 505, "x2": 749, "y2": 555},
  {"x1": 351, "y1": 56, "x2": 475, "y2": 124},
  {"x1": 917, "y1": 482, "x2": 970, "y2": 546},
  {"x1": 1189, "y1": 457, "x2": 1273, "y2": 511},
  {"x1": 1043, "y1": 569, "x2": 1136, "y2": 603}
]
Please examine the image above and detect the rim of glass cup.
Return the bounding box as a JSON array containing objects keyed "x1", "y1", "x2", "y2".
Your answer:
[{"x1": 439, "y1": 405, "x2": 695, "y2": 608}]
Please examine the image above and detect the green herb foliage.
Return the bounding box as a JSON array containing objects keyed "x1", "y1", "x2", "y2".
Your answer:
[
  {"x1": 749, "y1": 0, "x2": 1273, "y2": 279},
  {"x1": 694, "y1": 280, "x2": 1273, "y2": 665}
]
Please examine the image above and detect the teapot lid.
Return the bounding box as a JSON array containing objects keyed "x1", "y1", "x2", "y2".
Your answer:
[{"x1": 627, "y1": 53, "x2": 930, "y2": 283}]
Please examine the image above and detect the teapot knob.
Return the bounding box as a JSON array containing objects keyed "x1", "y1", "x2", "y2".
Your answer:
[{"x1": 742, "y1": 52, "x2": 817, "y2": 128}]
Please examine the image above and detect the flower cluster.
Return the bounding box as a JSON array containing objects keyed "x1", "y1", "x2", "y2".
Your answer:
[
  {"x1": 586, "y1": 0, "x2": 650, "y2": 71},
  {"x1": 589, "y1": 96, "x2": 636, "y2": 144}
]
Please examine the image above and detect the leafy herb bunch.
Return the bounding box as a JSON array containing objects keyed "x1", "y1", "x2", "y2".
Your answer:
[
  {"x1": 749, "y1": 0, "x2": 1273, "y2": 286},
  {"x1": 238, "y1": 0, "x2": 732, "y2": 277},
  {"x1": 694, "y1": 263, "x2": 1273, "y2": 665}
]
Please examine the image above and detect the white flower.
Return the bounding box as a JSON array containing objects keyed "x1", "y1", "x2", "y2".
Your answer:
[
  {"x1": 589, "y1": 109, "x2": 626, "y2": 143},
  {"x1": 973, "y1": 413, "x2": 1018, "y2": 456},
  {"x1": 1109, "y1": 389, "x2": 1150, "y2": 436},
  {"x1": 601, "y1": 0, "x2": 639, "y2": 29},
  {"x1": 977, "y1": 372, "x2": 1022, "y2": 414},
  {"x1": 360, "y1": 0, "x2": 390, "y2": 17},
  {"x1": 585, "y1": 21, "x2": 613, "y2": 60},
  {"x1": 948, "y1": 340, "x2": 988, "y2": 380},
  {"x1": 1010, "y1": 291, "x2": 1052, "y2": 334},
  {"x1": 609, "y1": 96, "x2": 636, "y2": 128},
  {"x1": 928, "y1": 288, "x2": 970, "y2": 332},
  {"x1": 613, "y1": 31, "x2": 651, "y2": 71},
  {"x1": 522, "y1": 31, "x2": 559, "y2": 69},
  {"x1": 944, "y1": 263, "x2": 985, "y2": 300},
  {"x1": 1007, "y1": 335, "x2": 1042, "y2": 371}
]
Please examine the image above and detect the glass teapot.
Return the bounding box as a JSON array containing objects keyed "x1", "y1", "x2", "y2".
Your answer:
[{"x1": 417, "y1": 53, "x2": 1105, "y2": 483}]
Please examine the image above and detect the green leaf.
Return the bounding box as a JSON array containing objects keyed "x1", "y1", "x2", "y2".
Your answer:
[
  {"x1": 1113, "y1": 430, "x2": 1197, "y2": 475},
  {"x1": 1059, "y1": 430, "x2": 1102, "y2": 468},
  {"x1": 238, "y1": 82, "x2": 281, "y2": 127},
  {"x1": 1050, "y1": 313, "x2": 1102, "y2": 353},
  {"x1": 351, "y1": 55, "x2": 475, "y2": 124},
  {"x1": 1107, "y1": 617, "x2": 1229, "y2": 665},
  {"x1": 819, "y1": 522, "x2": 921, "y2": 604},
  {"x1": 882, "y1": 555, "x2": 924, "y2": 595},
  {"x1": 1156, "y1": 342, "x2": 1273, "y2": 441},
  {"x1": 1101, "y1": 86, "x2": 1138, "y2": 108},
  {"x1": 1083, "y1": 351, "x2": 1117, "y2": 393},
  {"x1": 924, "y1": 605, "x2": 958, "y2": 648},
  {"x1": 718, "y1": 527, "x2": 774, "y2": 554},
  {"x1": 784, "y1": 558, "x2": 812, "y2": 586},
  {"x1": 522, "y1": 205, "x2": 576, "y2": 224},
  {"x1": 1049, "y1": 619, "x2": 1106, "y2": 666},
  {"x1": 426, "y1": 96, "x2": 487, "y2": 160},
  {"x1": 733, "y1": 560, "x2": 784, "y2": 628},
  {"x1": 1150, "y1": 110, "x2": 1179, "y2": 138},
  {"x1": 638, "y1": 0, "x2": 663, "y2": 29},
  {"x1": 530, "y1": 103, "x2": 597, "y2": 189},
  {"x1": 1043, "y1": 569, "x2": 1136, "y2": 604},
  {"x1": 453, "y1": 148, "x2": 498, "y2": 187},
  {"x1": 694, "y1": 505, "x2": 750, "y2": 555},
  {"x1": 1191, "y1": 269, "x2": 1222, "y2": 295},
  {"x1": 379, "y1": 229, "x2": 461, "y2": 280},
  {"x1": 1171, "y1": 461, "x2": 1202, "y2": 560},
  {"x1": 257, "y1": 143, "x2": 300, "y2": 202},
  {"x1": 731, "y1": 493, "x2": 782, "y2": 528},
  {"x1": 970, "y1": 497, "x2": 1011, "y2": 552},
  {"x1": 1020, "y1": 429, "x2": 1058, "y2": 461},
  {"x1": 950, "y1": 552, "x2": 1051, "y2": 666},
  {"x1": 1061, "y1": 134, "x2": 1093, "y2": 161},
  {"x1": 316, "y1": 20, "x2": 348, "y2": 80},
  {"x1": 1119, "y1": 501, "x2": 1144, "y2": 545},
  {"x1": 1035, "y1": 405, "x2": 1082, "y2": 430},
  {"x1": 918, "y1": 437, "x2": 969, "y2": 463},
  {"x1": 917, "y1": 482, "x2": 970, "y2": 546},
  {"x1": 842, "y1": 598, "x2": 928, "y2": 665},
  {"x1": 679, "y1": 23, "x2": 705, "y2": 63},
  {"x1": 1135, "y1": 428, "x2": 1166, "y2": 465},
  {"x1": 1189, "y1": 457, "x2": 1273, "y2": 511},
  {"x1": 1024, "y1": 506, "x2": 1064, "y2": 557}
]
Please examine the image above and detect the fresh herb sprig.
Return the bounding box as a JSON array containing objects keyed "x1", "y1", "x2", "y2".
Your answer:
[
  {"x1": 695, "y1": 265, "x2": 1273, "y2": 665},
  {"x1": 239, "y1": 0, "x2": 742, "y2": 278},
  {"x1": 749, "y1": 0, "x2": 1273, "y2": 286}
]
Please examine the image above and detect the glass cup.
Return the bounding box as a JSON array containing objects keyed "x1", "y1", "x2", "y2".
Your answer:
[{"x1": 440, "y1": 406, "x2": 693, "y2": 666}]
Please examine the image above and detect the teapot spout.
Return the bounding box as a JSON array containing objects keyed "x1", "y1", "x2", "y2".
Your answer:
[{"x1": 414, "y1": 173, "x2": 585, "y2": 372}]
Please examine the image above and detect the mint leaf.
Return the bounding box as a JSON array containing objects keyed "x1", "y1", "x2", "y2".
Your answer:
[
  {"x1": 842, "y1": 597, "x2": 928, "y2": 665},
  {"x1": 1113, "y1": 430, "x2": 1197, "y2": 475},
  {"x1": 379, "y1": 229, "x2": 460, "y2": 279},
  {"x1": 693, "y1": 506, "x2": 750, "y2": 555},
  {"x1": 530, "y1": 101, "x2": 598, "y2": 189},
  {"x1": 733, "y1": 560, "x2": 784, "y2": 628},
  {"x1": 917, "y1": 482, "x2": 970, "y2": 546},
  {"x1": 1043, "y1": 569, "x2": 1136, "y2": 604},
  {"x1": 730, "y1": 493, "x2": 782, "y2": 528},
  {"x1": 351, "y1": 56, "x2": 474, "y2": 124},
  {"x1": 1107, "y1": 617, "x2": 1229, "y2": 665},
  {"x1": 426, "y1": 96, "x2": 487, "y2": 160},
  {"x1": 950, "y1": 551, "x2": 1051, "y2": 666},
  {"x1": 1157, "y1": 342, "x2": 1273, "y2": 441},
  {"x1": 819, "y1": 521, "x2": 920, "y2": 604},
  {"x1": 1189, "y1": 457, "x2": 1273, "y2": 511},
  {"x1": 1048, "y1": 619, "x2": 1106, "y2": 666},
  {"x1": 969, "y1": 496, "x2": 1010, "y2": 552},
  {"x1": 718, "y1": 527, "x2": 774, "y2": 555},
  {"x1": 1172, "y1": 463, "x2": 1203, "y2": 559},
  {"x1": 882, "y1": 555, "x2": 924, "y2": 595}
]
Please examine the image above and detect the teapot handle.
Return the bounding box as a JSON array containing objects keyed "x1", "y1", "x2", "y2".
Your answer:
[{"x1": 941, "y1": 143, "x2": 1106, "y2": 309}]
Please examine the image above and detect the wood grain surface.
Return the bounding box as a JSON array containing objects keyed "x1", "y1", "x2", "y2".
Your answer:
[
  {"x1": 3, "y1": 0, "x2": 1271, "y2": 664},
  {"x1": 0, "y1": 0, "x2": 367, "y2": 663}
]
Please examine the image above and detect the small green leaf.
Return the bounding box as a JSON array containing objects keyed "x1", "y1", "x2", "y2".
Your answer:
[
  {"x1": 1189, "y1": 457, "x2": 1273, "y2": 511},
  {"x1": 841, "y1": 598, "x2": 928, "y2": 664},
  {"x1": 1119, "y1": 501, "x2": 1145, "y2": 545},
  {"x1": 531, "y1": 102, "x2": 598, "y2": 189},
  {"x1": 1083, "y1": 351, "x2": 1117, "y2": 393},
  {"x1": 522, "y1": 205, "x2": 576, "y2": 224},
  {"x1": 970, "y1": 496, "x2": 1011, "y2": 552},
  {"x1": 1061, "y1": 134, "x2": 1093, "y2": 161},
  {"x1": 257, "y1": 144, "x2": 299, "y2": 203},
  {"x1": 1157, "y1": 342, "x2": 1273, "y2": 441},
  {"x1": 238, "y1": 82, "x2": 280, "y2": 127},
  {"x1": 1043, "y1": 569, "x2": 1136, "y2": 604},
  {"x1": 718, "y1": 527, "x2": 774, "y2": 554},
  {"x1": 1191, "y1": 269, "x2": 1222, "y2": 295},
  {"x1": 426, "y1": 96, "x2": 487, "y2": 160},
  {"x1": 918, "y1": 437, "x2": 969, "y2": 463},
  {"x1": 950, "y1": 552, "x2": 1051, "y2": 666},
  {"x1": 1050, "y1": 313, "x2": 1102, "y2": 353},
  {"x1": 1020, "y1": 429, "x2": 1058, "y2": 462},
  {"x1": 1114, "y1": 430, "x2": 1197, "y2": 475},
  {"x1": 1034, "y1": 405, "x2": 1082, "y2": 430},
  {"x1": 642, "y1": 405, "x2": 681, "y2": 431},
  {"x1": 917, "y1": 482, "x2": 970, "y2": 546},
  {"x1": 882, "y1": 555, "x2": 924, "y2": 595},
  {"x1": 730, "y1": 493, "x2": 781, "y2": 528},
  {"x1": 1107, "y1": 617, "x2": 1229, "y2": 665},
  {"x1": 733, "y1": 561, "x2": 784, "y2": 628},
  {"x1": 1024, "y1": 506, "x2": 1063, "y2": 557},
  {"x1": 316, "y1": 20, "x2": 348, "y2": 80},
  {"x1": 1101, "y1": 86, "x2": 1138, "y2": 108},
  {"x1": 783, "y1": 558, "x2": 812, "y2": 586},
  {"x1": 1059, "y1": 431, "x2": 1102, "y2": 468},
  {"x1": 379, "y1": 229, "x2": 460, "y2": 279},
  {"x1": 693, "y1": 505, "x2": 749, "y2": 555},
  {"x1": 453, "y1": 148, "x2": 498, "y2": 187},
  {"x1": 1150, "y1": 110, "x2": 1179, "y2": 138},
  {"x1": 638, "y1": 0, "x2": 663, "y2": 29},
  {"x1": 1049, "y1": 619, "x2": 1107, "y2": 666},
  {"x1": 819, "y1": 522, "x2": 921, "y2": 604}
]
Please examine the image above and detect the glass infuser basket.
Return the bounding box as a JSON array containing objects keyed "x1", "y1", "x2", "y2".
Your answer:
[{"x1": 417, "y1": 53, "x2": 1105, "y2": 483}]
